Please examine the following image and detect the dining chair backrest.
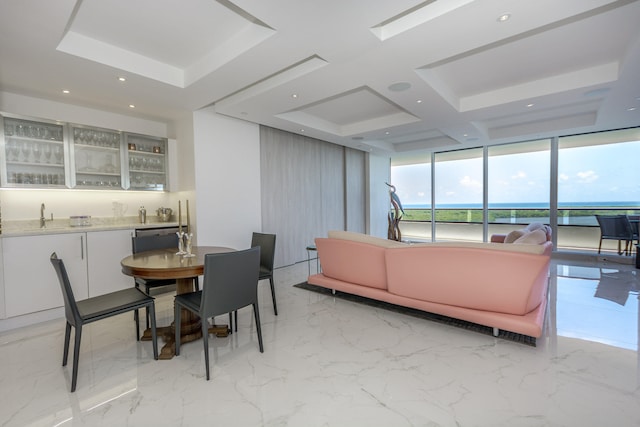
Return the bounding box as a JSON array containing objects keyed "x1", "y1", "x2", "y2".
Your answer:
[
  {"x1": 251, "y1": 232, "x2": 276, "y2": 275},
  {"x1": 200, "y1": 247, "x2": 261, "y2": 316},
  {"x1": 132, "y1": 233, "x2": 179, "y2": 254},
  {"x1": 50, "y1": 253, "x2": 81, "y2": 328},
  {"x1": 595, "y1": 215, "x2": 633, "y2": 239}
]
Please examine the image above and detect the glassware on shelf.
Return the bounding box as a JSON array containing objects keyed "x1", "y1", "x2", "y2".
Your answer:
[
  {"x1": 8, "y1": 140, "x2": 20, "y2": 161},
  {"x1": 54, "y1": 145, "x2": 63, "y2": 164},
  {"x1": 43, "y1": 144, "x2": 52, "y2": 163},
  {"x1": 32, "y1": 142, "x2": 42, "y2": 163},
  {"x1": 21, "y1": 141, "x2": 31, "y2": 162}
]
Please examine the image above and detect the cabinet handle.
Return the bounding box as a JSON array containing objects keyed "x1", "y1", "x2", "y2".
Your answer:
[{"x1": 80, "y1": 235, "x2": 84, "y2": 259}]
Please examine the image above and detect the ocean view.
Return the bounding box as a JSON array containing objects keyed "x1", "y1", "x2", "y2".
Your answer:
[{"x1": 403, "y1": 201, "x2": 640, "y2": 209}]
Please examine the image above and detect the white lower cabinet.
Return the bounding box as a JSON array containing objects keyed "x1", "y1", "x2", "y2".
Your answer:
[
  {"x1": 86, "y1": 229, "x2": 133, "y2": 297},
  {"x1": 3, "y1": 233, "x2": 88, "y2": 318},
  {"x1": 2, "y1": 229, "x2": 135, "y2": 318}
]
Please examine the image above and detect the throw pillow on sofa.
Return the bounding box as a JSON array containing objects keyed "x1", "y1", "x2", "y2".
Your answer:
[
  {"x1": 504, "y1": 229, "x2": 526, "y2": 243},
  {"x1": 513, "y1": 229, "x2": 547, "y2": 244}
]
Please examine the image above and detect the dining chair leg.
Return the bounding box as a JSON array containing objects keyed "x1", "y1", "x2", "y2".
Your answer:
[
  {"x1": 62, "y1": 322, "x2": 72, "y2": 367},
  {"x1": 253, "y1": 303, "x2": 264, "y2": 353},
  {"x1": 149, "y1": 302, "x2": 159, "y2": 360},
  {"x1": 134, "y1": 308, "x2": 140, "y2": 341},
  {"x1": 71, "y1": 325, "x2": 82, "y2": 393},
  {"x1": 174, "y1": 304, "x2": 182, "y2": 356},
  {"x1": 202, "y1": 319, "x2": 211, "y2": 380},
  {"x1": 269, "y1": 277, "x2": 278, "y2": 315},
  {"x1": 234, "y1": 310, "x2": 238, "y2": 332}
]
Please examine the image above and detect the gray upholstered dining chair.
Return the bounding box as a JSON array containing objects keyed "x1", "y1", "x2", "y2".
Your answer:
[
  {"x1": 132, "y1": 233, "x2": 199, "y2": 328},
  {"x1": 174, "y1": 247, "x2": 263, "y2": 380},
  {"x1": 230, "y1": 232, "x2": 277, "y2": 333},
  {"x1": 50, "y1": 252, "x2": 158, "y2": 392},
  {"x1": 252, "y1": 232, "x2": 278, "y2": 315}
]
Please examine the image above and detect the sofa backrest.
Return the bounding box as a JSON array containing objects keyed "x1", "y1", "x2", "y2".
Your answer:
[
  {"x1": 327, "y1": 230, "x2": 407, "y2": 248},
  {"x1": 315, "y1": 237, "x2": 389, "y2": 290},
  {"x1": 385, "y1": 245, "x2": 550, "y2": 315}
]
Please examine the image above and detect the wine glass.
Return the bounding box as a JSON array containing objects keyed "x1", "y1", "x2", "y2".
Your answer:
[
  {"x1": 32, "y1": 142, "x2": 42, "y2": 163},
  {"x1": 54, "y1": 145, "x2": 63, "y2": 164},
  {"x1": 43, "y1": 144, "x2": 53, "y2": 163},
  {"x1": 21, "y1": 141, "x2": 31, "y2": 162},
  {"x1": 8, "y1": 140, "x2": 21, "y2": 161}
]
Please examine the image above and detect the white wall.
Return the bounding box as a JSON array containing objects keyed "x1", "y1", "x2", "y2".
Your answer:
[
  {"x1": 1, "y1": 92, "x2": 168, "y2": 138},
  {"x1": 192, "y1": 108, "x2": 261, "y2": 251}
]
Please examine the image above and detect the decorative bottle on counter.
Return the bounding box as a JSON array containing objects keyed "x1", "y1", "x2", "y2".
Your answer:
[{"x1": 138, "y1": 206, "x2": 146, "y2": 224}]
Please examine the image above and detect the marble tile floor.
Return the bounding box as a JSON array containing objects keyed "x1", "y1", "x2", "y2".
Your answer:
[{"x1": 0, "y1": 258, "x2": 638, "y2": 427}]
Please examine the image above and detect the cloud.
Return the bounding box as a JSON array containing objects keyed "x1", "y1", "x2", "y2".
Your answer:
[
  {"x1": 459, "y1": 175, "x2": 481, "y2": 188},
  {"x1": 559, "y1": 173, "x2": 569, "y2": 181},
  {"x1": 576, "y1": 170, "x2": 598, "y2": 183},
  {"x1": 511, "y1": 171, "x2": 526, "y2": 179}
]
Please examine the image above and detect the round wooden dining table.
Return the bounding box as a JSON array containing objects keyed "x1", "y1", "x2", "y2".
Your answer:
[{"x1": 121, "y1": 245, "x2": 235, "y2": 359}]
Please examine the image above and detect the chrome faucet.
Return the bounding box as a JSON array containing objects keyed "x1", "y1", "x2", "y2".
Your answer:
[{"x1": 40, "y1": 203, "x2": 46, "y2": 228}]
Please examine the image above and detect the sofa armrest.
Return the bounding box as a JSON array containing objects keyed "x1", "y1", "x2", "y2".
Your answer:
[{"x1": 491, "y1": 234, "x2": 507, "y2": 243}]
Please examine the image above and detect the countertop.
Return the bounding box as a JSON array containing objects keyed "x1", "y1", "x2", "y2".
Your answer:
[{"x1": 0, "y1": 217, "x2": 180, "y2": 237}]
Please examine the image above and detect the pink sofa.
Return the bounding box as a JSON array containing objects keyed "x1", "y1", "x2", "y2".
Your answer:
[{"x1": 308, "y1": 231, "x2": 552, "y2": 339}]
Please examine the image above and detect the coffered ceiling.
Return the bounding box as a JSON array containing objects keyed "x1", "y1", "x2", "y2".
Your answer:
[{"x1": 1, "y1": 0, "x2": 639, "y2": 159}]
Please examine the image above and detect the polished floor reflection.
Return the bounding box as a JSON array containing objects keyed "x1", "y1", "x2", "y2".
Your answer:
[{"x1": 0, "y1": 257, "x2": 638, "y2": 426}]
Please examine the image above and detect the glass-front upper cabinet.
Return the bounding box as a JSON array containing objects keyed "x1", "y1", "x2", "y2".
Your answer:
[
  {"x1": 70, "y1": 125, "x2": 123, "y2": 189},
  {"x1": 1, "y1": 115, "x2": 67, "y2": 188},
  {"x1": 124, "y1": 133, "x2": 167, "y2": 191}
]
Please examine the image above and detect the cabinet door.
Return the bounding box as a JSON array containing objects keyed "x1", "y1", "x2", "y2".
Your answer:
[
  {"x1": 1, "y1": 115, "x2": 67, "y2": 188},
  {"x1": 70, "y1": 125, "x2": 123, "y2": 189},
  {"x1": 86, "y1": 229, "x2": 134, "y2": 297},
  {"x1": 124, "y1": 133, "x2": 167, "y2": 191},
  {"x1": 3, "y1": 233, "x2": 87, "y2": 318}
]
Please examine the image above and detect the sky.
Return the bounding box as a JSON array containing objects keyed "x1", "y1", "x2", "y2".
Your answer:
[{"x1": 391, "y1": 139, "x2": 640, "y2": 207}]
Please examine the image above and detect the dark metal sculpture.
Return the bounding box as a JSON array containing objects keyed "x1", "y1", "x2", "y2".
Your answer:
[{"x1": 386, "y1": 182, "x2": 404, "y2": 241}]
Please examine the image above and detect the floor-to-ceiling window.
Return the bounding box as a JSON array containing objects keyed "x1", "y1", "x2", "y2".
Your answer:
[
  {"x1": 391, "y1": 127, "x2": 640, "y2": 252},
  {"x1": 487, "y1": 139, "x2": 550, "y2": 238},
  {"x1": 557, "y1": 128, "x2": 640, "y2": 251},
  {"x1": 389, "y1": 159, "x2": 432, "y2": 240},
  {"x1": 434, "y1": 148, "x2": 483, "y2": 242}
]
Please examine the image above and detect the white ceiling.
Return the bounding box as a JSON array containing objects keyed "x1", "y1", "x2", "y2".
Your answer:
[{"x1": 1, "y1": 0, "x2": 639, "y2": 160}]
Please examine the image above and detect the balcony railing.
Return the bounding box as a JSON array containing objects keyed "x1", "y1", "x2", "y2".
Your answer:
[{"x1": 397, "y1": 207, "x2": 640, "y2": 254}]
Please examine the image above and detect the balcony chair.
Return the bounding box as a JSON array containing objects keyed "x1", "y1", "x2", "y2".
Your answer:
[
  {"x1": 50, "y1": 252, "x2": 158, "y2": 392},
  {"x1": 595, "y1": 215, "x2": 636, "y2": 255},
  {"x1": 174, "y1": 247, "x2": 263, "y2": 380}
]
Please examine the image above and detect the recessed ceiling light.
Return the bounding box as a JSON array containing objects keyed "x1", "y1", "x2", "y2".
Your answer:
[
  {"x1": 497, "y1": 13, "x2": 511, "y2": 22},
  {"x1": 526, "y1": 103, "x2": 534, "y2": 107},
  {"x1": 62, "y1": 90, "x2": 70, "y2": 94},
  {"x1": 300, "y1": 129, "x2": 305, "y2": 132},
  {"x1": 129, "y1": 104, "x2": 135, "y2": 108},
  {"x1": 118, "y1": 77, "x2": 126, "y2": 82},
  {"x1": 416, "y1": 99, "x2": 422, "y2": 103},
  {"x1": 291, "y1": 94, "x2": 298, "y2": 99},
  {"x1": 628, "y1": 107, "x2": 637, "y2": 111},
  {"x1": 385, "y1": 131, "x2": 390, "y2": 135}
]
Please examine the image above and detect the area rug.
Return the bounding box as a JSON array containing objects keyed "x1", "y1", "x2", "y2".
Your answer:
[{"x1": 294, "y1": 282, "x2": 536, "y2": 346}]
